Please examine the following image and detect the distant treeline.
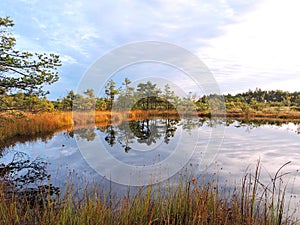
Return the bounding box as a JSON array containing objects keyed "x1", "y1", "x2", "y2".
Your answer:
[
  {"x1": 222, "y1": 88, "x2": 300, "y2": 113},
  {"x1": 0, "y1": 78, "x2": 300, "y2": 113}
]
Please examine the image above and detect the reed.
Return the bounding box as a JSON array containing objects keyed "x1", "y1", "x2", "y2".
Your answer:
[
  {"x1": 225, "y1": 108, "x2": 300, "y2": 121},
  {"x1": 0, "y1": 109, "x2": 182, "y2": 147},
  {"x1": 2, "y1": 108, "x2": 300, "y2": 147},
  {"x1": 0, "y1": 162, "x2": 298, "y2": 225},
  {"x1": 0, "y1": 111, "x2": 72, "y2": 148}
]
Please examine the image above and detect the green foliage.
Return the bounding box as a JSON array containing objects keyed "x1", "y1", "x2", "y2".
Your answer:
[
  {"x1": 54, "y1": 89, "x2": 96, "y2": 111},
  {"x1": 135, "y1": 81, "x2": 161, "y2": 110},
  {"x1": 0, "y1": 16, "x2": 61, "y2": 96},
  {"x1": 53, "y1": 79, "x2": 181, "y2": 112},
  {"x1": 220, "y1": 88, "x2": 300, "y2": 114},
  {"x1": 51, "y1": 83, "x2": 300, "y2": 115},
  {"x1": 105, "y1": 79, "x2": 118, "y2": 110},
  {"x1": 0, "y1": 92, "x2": 54, "y2": 112},
  {"x1": 114, "y1": 78, "x2": 135, "y2": 110},
  {"x1": 226, "y1": 88, "x2": 300, "y2": 106},
  {"x1": 162, "y1": 84, "x2": 178, "y2": 110},
  {"x1": 95, "y1": 97, "x2": 107, "y2": 110},
  {"x1": 2, "y1": 59, "x2": 299, "y2": 115}
]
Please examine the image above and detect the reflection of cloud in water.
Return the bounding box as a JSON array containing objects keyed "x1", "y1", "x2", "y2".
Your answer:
[
  {"x1": 213, "y1": 124, "x2": 300, "y2": 198},
  {"x1": 2, "y1": 119, "x2": 300, "y2": 201},
  {"x1": 268, "y1": 122, "x2": 300, "y2": 135},
  {"x1": 59, "y1": 147, "x2": 77, "y2": 157}
]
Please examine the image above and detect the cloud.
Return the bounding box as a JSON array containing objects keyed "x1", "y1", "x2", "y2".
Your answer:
[
  {"x1": 0, "y1": 0, "x2": 290, "y2": 99},
  {"x1": 60, "y1": 55, "x2": 77, "y2": 65},
  {"x1": 198, "y1": 0, "x2": 300, "y2": 93}
]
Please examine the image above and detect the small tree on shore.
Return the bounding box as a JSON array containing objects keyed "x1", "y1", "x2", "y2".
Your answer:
[{"x1": 105, "y1": 79, "x2": 118, "y2": 110}]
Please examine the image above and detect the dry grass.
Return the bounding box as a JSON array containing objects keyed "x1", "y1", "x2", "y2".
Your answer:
[
  {"x1": 0, "y1": 111, "x2": 72, "y2": 148},
  {"x1": 0, "y1": 110, "x2": 182, "y2": 144},
  {"x1": 2, "y1": 108, "x2": 300, "y2": 149},
  {"x1": 225, "y1": 107, "x2": 300, "y2": 120}
]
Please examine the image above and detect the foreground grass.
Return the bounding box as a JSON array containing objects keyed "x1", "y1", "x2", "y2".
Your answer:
[{"x1": 0, "y1": 163, "x2": 299, "y2": 225}]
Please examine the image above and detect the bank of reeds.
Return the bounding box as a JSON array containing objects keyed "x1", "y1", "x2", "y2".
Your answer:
[
  {"x1": 0, "y1": 111, "x2": 73, "y2": 148},
  {"x1": 1, "y1": 108, "x2": 300, "y2": 150},
  {"x1": 0, "y1": 162, "x2": 298, "y2": 225},
  {"x1": 225, "y1": 107, "x2": 300, "y2": 121},
  {"x1": 0, "y1": 110, "x2": 183, "y2": 147}
]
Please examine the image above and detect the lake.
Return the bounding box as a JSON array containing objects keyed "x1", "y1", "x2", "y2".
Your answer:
[{"x1": 1, "y1": 118, "x2": 300, "y2": 213}]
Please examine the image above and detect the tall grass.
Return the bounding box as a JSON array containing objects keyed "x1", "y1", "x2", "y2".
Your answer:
[
  {"x1": 0, "y1": 110, "x2": 182, "y2": 148},
  {"x1": 0, "y1": 162, "x2": 298, "y2": 225},
  {"x1": 0, "y1": 111, "x2": 73, "y2": 149},
  {"x1": 1, "y1": 108, "x2": 300, "y2": 148}
]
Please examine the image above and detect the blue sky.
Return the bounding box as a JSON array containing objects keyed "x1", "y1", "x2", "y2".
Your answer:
[{"x1": 1, "y1": 0, "x2": 300, "y2": 99}]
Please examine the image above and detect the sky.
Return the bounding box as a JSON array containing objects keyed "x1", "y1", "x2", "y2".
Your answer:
[{"x1": 1, "y1": 0, "x2": 300, "y2": 99}]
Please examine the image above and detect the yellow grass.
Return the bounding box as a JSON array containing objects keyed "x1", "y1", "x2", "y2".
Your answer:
[
  {"x1": 0, "y1": 111, "x2": 72, "y2": 149},
  {"x1": 225, "y1": 108, "x2": 300, "y2": 121},
  {"x1": 0, "y1": 110, "x2": 181, "y2": 147},
  {"x1": 1, "y1": 108, "x2": 300, "y2": 149}
]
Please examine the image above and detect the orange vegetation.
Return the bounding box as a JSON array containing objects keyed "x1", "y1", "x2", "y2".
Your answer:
[{"x1": 1, "y1": 108, "x2": 300, "y2": 149}]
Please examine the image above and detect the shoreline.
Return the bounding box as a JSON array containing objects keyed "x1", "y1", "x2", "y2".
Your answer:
[{"x1": 1, "y1": 109, "x2": 300, "y2": 149}]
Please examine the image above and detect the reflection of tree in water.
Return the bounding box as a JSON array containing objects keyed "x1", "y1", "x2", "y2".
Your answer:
[
  {"x1": 104, "y1": 125, "x2": 117, "y2": 147},
  {"x1": 73, "y1": 128, "x2": 97, "y2": 141},
  {"x1": 99, "y1": 118, "x2": 180, "y2": 152},
  {"x1": 73, "y1": 118, "x2": 300, "y2": 153},
  {"x1": 163, "y1": 118, "x2": 180, "y2": 144},
  {"x1": 225, "y1": 119, "x2": 299, "y2": 128},
  {"x1": 70, "y1": 124, "x2": 117, "y2": 147},
  {"x1": 0, "y1": 152, "x2": 59, "y2": 206},
  {"x1": 0, "y1": 132, "x2": 55, "y2": 157},
  {"x1": 129, "y1": 119, "x2": 164, "y2": 146},
  {"x1": 215, "y1": 119, "x2": 300, "y2": 134},
  {"x1": 180, "y1": 118, "x2": 200, "y2": 133},
  {"x1": 116, "y1": 122, "x2": 135, "y2": 152}
]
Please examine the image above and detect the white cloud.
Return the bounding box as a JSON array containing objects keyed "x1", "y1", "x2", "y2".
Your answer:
[
  {"x1": 14, "y1": 34, "x2": 45, "y2": 52},
  {"x1": 60, "y1": 55, "x2": 77, "y2": 65},
  {"x1": 198, "y1": 0, "x2": 300, "y2": 93},
  {"x1": 3, "y1": 0, "x2": 300, "y2": 114}
]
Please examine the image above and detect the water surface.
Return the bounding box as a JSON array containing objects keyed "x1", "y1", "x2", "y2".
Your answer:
[{"x1": 1, "y1": 118, "x2": 300, "y2": 212}]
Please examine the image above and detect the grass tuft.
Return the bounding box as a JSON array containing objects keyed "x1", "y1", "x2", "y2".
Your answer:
[{"x1": 0, "y1": 162, "x2": 299, "y2": 225}]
